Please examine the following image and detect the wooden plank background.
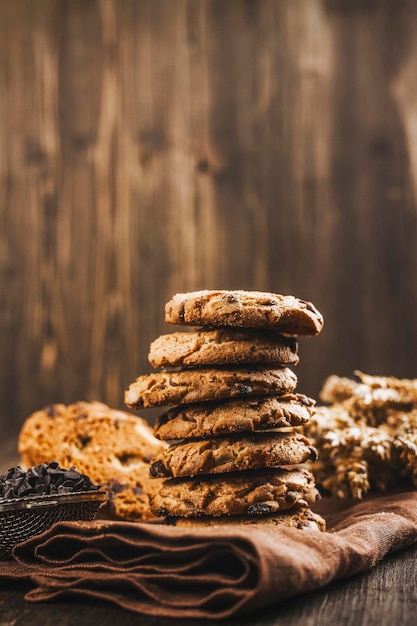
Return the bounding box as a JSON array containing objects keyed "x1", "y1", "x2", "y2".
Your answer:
[{"x1": 1, "y1": 0, "x2": 417, "y2": 436}]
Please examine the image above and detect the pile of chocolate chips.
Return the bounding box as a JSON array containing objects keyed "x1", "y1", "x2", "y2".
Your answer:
[{"x1": 0, "y1": 461, "x2": 100, "y2": 500}]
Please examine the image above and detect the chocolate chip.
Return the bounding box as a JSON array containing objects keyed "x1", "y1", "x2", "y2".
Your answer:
[
  {"x1": 178, "y1": 303, "x2": 185, "y2": 322},
  {"x1": 298, "y1": 394, "x2": 315, "y2": 407},
  {"x1": 306, "y1": 301, "x2": 319, "y2": 314},
  {"x1": 223, "y1": 294, "x2": 238, "y2": 303},
  {"x1": 77, "y1": 434, "x2": 91, "y2": 448},
  {"x1": 308, "y1": 446, "x2": 318, "y2": 462},
  {"x1": 107, "y1": 480, "x2": 126, "y2": 495},
  {"x1": 288, "y1": 337, "x2": 298, "y2": 353},
  {"x1": 247, "y1": 503, "x2": 271, "y2": 515},
  {"x1": 285, "y1": 491, "x2": 298, "y2": 504},
  {"x1": 232, "y1": 384, "x2": 253, "y2": 395},
  {"x1": 117, "y1": 453, "x2": 141, "y2": 466},
  {"x1": 0, "y1": 462, "x2": 100, "y2": 500},
  {"x1": 149, "y1": 460, "x2": 169, "y2": 478},
  {"x1": 154, "y1": 507, "x2": 169, "y2": 517}
]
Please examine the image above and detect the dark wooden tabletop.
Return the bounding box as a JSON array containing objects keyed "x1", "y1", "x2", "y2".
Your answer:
[{"x1": 2, "y1": 440, "x2": 417, "y2": 626}]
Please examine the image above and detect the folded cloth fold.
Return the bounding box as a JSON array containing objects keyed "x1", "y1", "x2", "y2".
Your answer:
[{"x1": 1, "y1": 491, "x2": 417, "y2": 620}]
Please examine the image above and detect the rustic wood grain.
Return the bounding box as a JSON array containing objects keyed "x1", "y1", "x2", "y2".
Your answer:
[{"x1": 1, "y1": 0, "x2": 417, "y2": 436}]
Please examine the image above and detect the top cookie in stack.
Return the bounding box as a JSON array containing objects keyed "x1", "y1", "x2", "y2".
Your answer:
[{"x1": 125, "y1": 289, "x2": 325, "y2": 530}]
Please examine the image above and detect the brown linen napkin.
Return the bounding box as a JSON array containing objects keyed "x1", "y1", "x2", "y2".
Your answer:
[{"x1": 1, "y1": 490, "x2": 417, "y2": 620}]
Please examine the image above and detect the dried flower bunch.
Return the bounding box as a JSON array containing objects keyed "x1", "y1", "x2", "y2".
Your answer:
[{"x1": 301, "y1": 371, "x2": 417, "y2": 499}]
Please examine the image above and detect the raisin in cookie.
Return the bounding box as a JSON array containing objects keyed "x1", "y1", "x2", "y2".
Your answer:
[
  {"x1": 149, "y1": 431, "x2": 317, "y2": 478},
  {"x1": 125, "y1": 366, "x2": 297, "y2": 409},
  {"x1": 148, "y1": 329, "x2": 299, "y2": 368},
  {"x1": 164, "y1": 290, "x2": 324, "y2": 335},
  {"x1": 154, "y1": 394, "x2": 315, "y2": 440},
  {"x1": 150, "y1": 467, "x2": 319, "y2": 518}
]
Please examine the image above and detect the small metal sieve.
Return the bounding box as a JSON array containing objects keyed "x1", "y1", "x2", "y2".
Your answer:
[{"x1": 0, "y1": 490, "x2": 107, "y2": 559}]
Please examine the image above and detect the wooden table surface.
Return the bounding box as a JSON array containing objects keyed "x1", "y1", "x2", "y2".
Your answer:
[{"x1": 2, "y1": 440, "x2": 417, "y2": 626}]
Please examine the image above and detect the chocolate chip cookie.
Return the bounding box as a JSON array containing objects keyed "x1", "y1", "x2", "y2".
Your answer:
[
  {"x1": 164, "y1": 290, "x2": 324, "y2": 335},
  {"x1": 173, "y1": 507, "x2": 326, "y2": 531},
  {"x1": 18, "y1": 401, "x2": 167, "y2": 522},
  {"x1": 150, "y1": 467, "x2": 319, "y2": 518},
  {"x1": 154, "y1": 394, "x2": 315, "y2": 440},
  {"x1": 149, "y1": 431, "x2": 317, "y2": 478},
  {"x1": 148, "y1": 329, "x2": 299, "y2": 368},
  {"x1": 125, "y1": 366, "x2": 298, "y2": 409}
]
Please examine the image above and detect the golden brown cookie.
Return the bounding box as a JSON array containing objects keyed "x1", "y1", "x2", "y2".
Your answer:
[
  {"x1": 173, "y1": 508, "x2": 326, "y2": 531},
  {"x1": 125, "y1": 366, "x2": 298, "y2": 409},
  {"x1": 102, "y1": 477, "x2": 165, "y2": 522},
  {"x1": 164, "y1": 290, "x2": 324, "y2": 335},
  {"x1": 154, "y1": 394, "x2": 315, "y2": 440},
  {"x1": 150, "y1": 467, "x2": 319, "y2": 518},
  {"x1": 149, "y1": 431, "x2": 317, "y2": 478},
  {"x1": 148, "y1": 329, "x2": 299, "y2": 368},
  {"x1": 18, "y1": 401, "x2": 167, "y2": 521}
]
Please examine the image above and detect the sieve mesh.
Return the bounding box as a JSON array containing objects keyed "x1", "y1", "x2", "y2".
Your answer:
[{"x1": 0, "y1": 491, "x2": 106, "y2": 559}]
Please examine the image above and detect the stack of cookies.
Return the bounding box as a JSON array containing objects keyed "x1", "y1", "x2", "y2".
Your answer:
[{"x1": 125, "y1": 290, "x2": 326, "y2": 530}]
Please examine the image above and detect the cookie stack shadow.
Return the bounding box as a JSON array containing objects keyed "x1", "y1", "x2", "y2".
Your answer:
[{"x1": 125, "y1": 290, "x2": 326, "y2": 530}]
